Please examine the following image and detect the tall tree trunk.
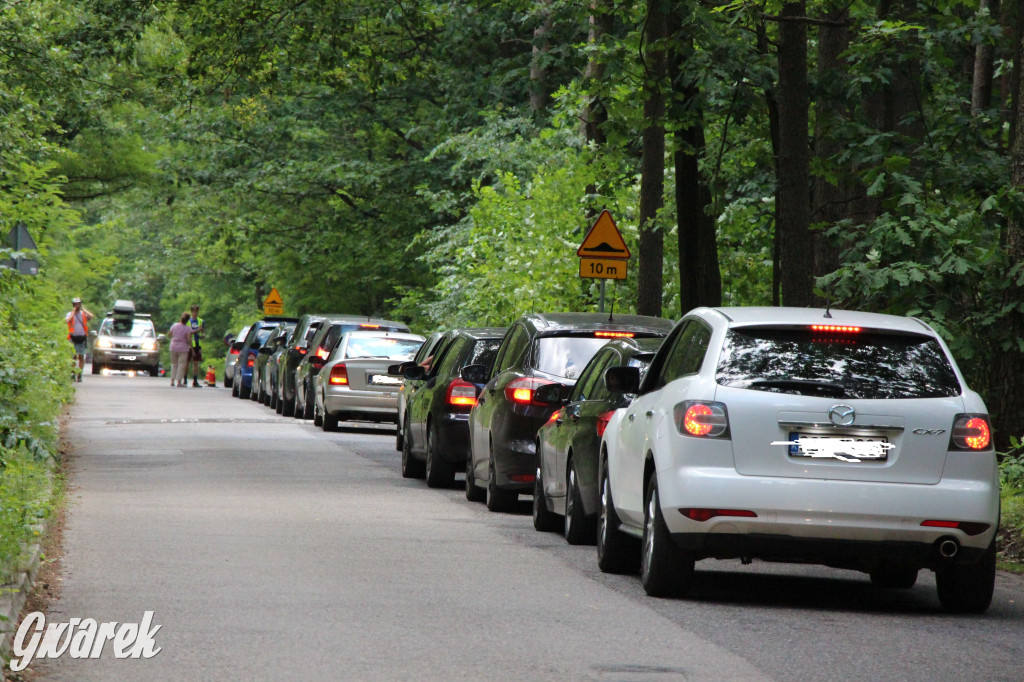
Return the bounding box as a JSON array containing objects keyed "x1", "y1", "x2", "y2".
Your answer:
[
  {"x1": 581, "y1": 0, "x2": 614, "y2": 147},
  {"x1": 636, "y1": 0, "x2": 667, "y2": 316},
  {"x1": 991, "y1": 0, "x2": 1024, "y2": 450},
  {"x1": 811, "y1": 6, "x2": 851, "y2": 296},
  {"x1": 530, "y1": 0, "x2": 553, "y2": 113},
  {"x1": 757, "y1": 19, "x2": 783, "y2": 306},
  {"x1": 776, "y1": 1, "x2": 813, "y2": 307},
  {"x1": 671, "y1": 26, "x2": 721, "y2": 312},
  {"x1": 972, "y1": 0, "x2": 999, "y2": 114}
]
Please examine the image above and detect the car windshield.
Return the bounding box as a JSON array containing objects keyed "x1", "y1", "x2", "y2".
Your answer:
[
  {"x1": 100, "y1": 319, "x2": 154, "y2": 338},
  {"x1": 344, "y1": 337, "x2": 422, "y2": 360},
  {"x1": 715, "y1": 327, "x2": 961, "y2": 399},
  {"x1": 531, "y1": 336, "x2": 611, "y2": 381}
]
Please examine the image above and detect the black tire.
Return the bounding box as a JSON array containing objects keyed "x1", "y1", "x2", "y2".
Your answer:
[
  {"x1": 232, "y1": 379, "x2": 240, "y2": 397},
  {"x1": 936, "y1": 538, "x2": 997, "y2": 614},
  {"x1": 564, "y1": 458, "x2": 596, "y2": 545},
  {"x1": 292, "y1": 384, "x2": 305, "y2": 419},
  {"x1": 239, "y1": 382, "x2": 250, "y2": 400},
  {"x1": 870, "y1": 565, "x2": 919, "y2": 590},
  {"x1": 270, "y1": 388, "x2": 278, "y2": 410},
  {"x1": 486, "y1": 455, "x2": 517, "y2": 513},
  {"x1": 396, "y1": 422, "x2": 404, "y2": 452},
  {"x1": 148, "y1": 366, "x2": 159, "y2": 377},
  {"x1": 401, "y1": 417, "x2": 425, "y2": 479},
  {"x1": 313, "y1": 401, "x2": 323, "y2": 427},
  {"x1": 425, "y1": 423, "x2": 455, "y2": 488},
  {"x1": 302, "y1": 383, "x2": 314, "y2": 420},
  {"x1": 465, "y1": 449, "x2": 485, "y2": 502},
  {"x1": 641, "y1": 474, "x2": 695, "y2": 598},
  {"x1": 532, "y1": 465, "x2": 560, "y2": 532},
  {"x1": 281, "y1": 395, "x2": 294, "y2": 417},
  {"x1": 224, "y1": 375, "x2": 233, "y2": 388},
  {"x1": 322, "y1": 409, "x2": 339, "y2": 432},
  {"x1": 597, "y1": 461, "x2": 640, "y2": 575},
  {"x1": 91, "y1": 363, "x2": 101, "y2": 374}
]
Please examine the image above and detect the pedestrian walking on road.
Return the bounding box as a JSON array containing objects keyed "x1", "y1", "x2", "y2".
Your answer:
[
  {"x1": 169, "y1": 312, "x2": 192, "y2": 387},
  {"x1": 186, "y1": 304, "x2": 205, "y2": 387},
  {"x1": 66, "y1": 297, "x2": 94, "y2": 382}
]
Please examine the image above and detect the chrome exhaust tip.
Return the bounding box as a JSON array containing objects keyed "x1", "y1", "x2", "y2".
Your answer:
[{"x1": 936, "y1": 537, "x2": 960, "y2": 559}]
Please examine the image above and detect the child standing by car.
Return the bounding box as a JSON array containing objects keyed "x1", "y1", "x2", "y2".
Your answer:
[{"x1": 169, "y1": 313, "x2": 192, "y2": 387}]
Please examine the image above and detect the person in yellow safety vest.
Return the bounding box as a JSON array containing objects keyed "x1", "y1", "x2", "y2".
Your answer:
[
  {"x1": 66, "y1": 297, "x2": 94, "y2": 382},
  {"x1": 186, "y1": 304, "x2": 205, "y2": 387}
]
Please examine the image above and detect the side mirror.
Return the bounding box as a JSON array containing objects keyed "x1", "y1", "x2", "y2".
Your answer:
[
  {"x1": 89, "y1": 330, "x2": 97, "y2": 338},
  {"x1": 532, "y1": 383, "x2": 565, "y2": 406},
  {"x1": 605, "y1": 366, "x2": 641, "y2": 394},
  {"x1": 403, "y1": 365, "x2": 427, "y2": 381},
  {"x1": 258, "y1": 346, "x2": 273, "y2": 355},
  {"x1": 309, "y1": 355, "x2": 327, "y2": 370},
  {"x1": 389, "y1": 361, "x2": 414, "y2": 376},
  {"x1": 157, "y1": 334, "x2": 167, "y2": 342},
  {"x1": 460, "y1": 364, "x2": 489, "y2": 385}
]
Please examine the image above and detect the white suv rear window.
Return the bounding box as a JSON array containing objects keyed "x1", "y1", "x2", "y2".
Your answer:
[{"x1": 715, "y1": 327, "x2": 961, "y2": 399}]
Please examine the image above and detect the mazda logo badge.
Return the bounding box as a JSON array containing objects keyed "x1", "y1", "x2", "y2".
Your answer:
[{"x1": 829, "y1": 405, "x2": 855, "y2": 426}]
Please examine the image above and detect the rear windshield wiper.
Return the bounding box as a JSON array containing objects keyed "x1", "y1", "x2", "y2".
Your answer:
[{"x1": 748, "y1": 378, "x2": 848, "y2": 398}]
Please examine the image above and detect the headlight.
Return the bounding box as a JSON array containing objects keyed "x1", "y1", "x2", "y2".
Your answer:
[
  {"x1": 141, "y1": 341, "x2": 157, "y2": 351},
  {"x1": 95, "y1": 338, "x2": 113, "y2": 349}
]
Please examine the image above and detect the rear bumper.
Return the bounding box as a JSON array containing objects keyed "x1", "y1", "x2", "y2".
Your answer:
[
  {"x1": 657, "y1": 462, "x2": 999, "y2": 566},
  {"x1": 324, "y1": 388, "x2": 399, "y2": 423},
  {"x1": 92, "y1": 349, "x2": 159, "y2": 372}
]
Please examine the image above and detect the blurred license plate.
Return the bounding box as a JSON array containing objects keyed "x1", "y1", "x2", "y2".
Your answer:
[
  {"x1": 118, "y1": 355, "x2": 137, "y2": 361},
  {"x1": 370, "y1": 375, "x2": 402, "y2": 386},
  {"x1": 787, "y1": 433, "x2": 890, "y2": 461}
]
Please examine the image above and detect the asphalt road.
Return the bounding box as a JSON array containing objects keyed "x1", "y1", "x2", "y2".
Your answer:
[{"x1": 32, "y1": 373, "x2": 1024, "y2": 681}]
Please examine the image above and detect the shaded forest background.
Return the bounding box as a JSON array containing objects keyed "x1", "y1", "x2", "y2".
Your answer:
[{"x1": 3, "y1": 0, "x2": 1024, "y2": 446}]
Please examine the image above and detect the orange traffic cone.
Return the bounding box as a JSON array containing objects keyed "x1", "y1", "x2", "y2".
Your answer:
[{"x1": 205, "y1": 366, "x2": 217, "y2": 386}]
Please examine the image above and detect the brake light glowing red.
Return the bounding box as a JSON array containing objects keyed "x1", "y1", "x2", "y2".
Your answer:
[
  {"x1": 679, "y1": 508, "x2": 757, "y2": 522},
  {"x1": 230, "y1": 348, "x2": 240, "y2": 355},
  {"x1": 296, "y1": 345, "x2": 307, "y2": 355},
  {"x1": 505, "y1": 378, "x2": 556, "y2": 406},
  {"x1": 315, "y1": 347, "x2": 330, "y2": 360},
  {"x1": 921, "y1": 520, "x2": 990, "y2": 536},
  {"x1": 447, "y1": 378, "x2": 478, "y2": 407},
  {"x1": 810, "y1": 325, "x2": 861, "y2": 333},
  {"x1": 952, "y1": 415, "x2": 992, "y2": 450},
  {"x1": 595, "y1": 331, "x2": 635, "y2": 338},
  {"x1": 674, "y1": 401, "x2": 729, "y2": 438},
  {"x1": 246, "y1": 356, "x2": 254, "y2": 367},
  {"x1": 596, "y1": 410, "x2": 615, "y2": 437},
  {"x1": 329, "y1": 364, "x2": 348, "y2": 385}
]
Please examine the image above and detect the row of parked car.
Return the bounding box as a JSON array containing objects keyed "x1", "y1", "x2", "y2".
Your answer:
[{"x1": 225, "y1": 306, "x2": 1000, "y2": 614}]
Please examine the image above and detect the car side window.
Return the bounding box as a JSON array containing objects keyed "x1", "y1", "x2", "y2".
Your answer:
[
  {"x1": 433, "y1": 338, "x2": 467, "y2": 378},
  {"x1": 495, "y1": 325, "x2": 529, "y2": 374},
  {"x1": 571, "y1": 348, "x2": 616, "y2": 402},
  {"x1": 656, "y1": 321, "x2": 712, "y2": 388}
]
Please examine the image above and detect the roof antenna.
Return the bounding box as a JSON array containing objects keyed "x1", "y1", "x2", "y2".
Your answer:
[{"x1": 824, "y1": 281, "x2": 833, "y2": 319}]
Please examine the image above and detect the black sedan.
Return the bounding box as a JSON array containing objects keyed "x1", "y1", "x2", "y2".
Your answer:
[
  {"x1": 465, "y1": 312, "x2": 673, "y2": 512},
  {"x1": 400, "y1": 328, "x2": 505, "y2": 487},
  {"x1": 532, "y1": 336, "x2": 662, "y2": 543}
]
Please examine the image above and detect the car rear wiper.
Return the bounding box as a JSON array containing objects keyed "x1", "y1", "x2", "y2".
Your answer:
[{"x1": 749, "y1": 378, "x2": 848, "y2": 397}]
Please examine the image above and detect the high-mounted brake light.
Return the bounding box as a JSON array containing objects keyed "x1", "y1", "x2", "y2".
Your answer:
[
  {"x1": 505, "y1": 377, "x2": 556, "y2": 406},
  {"x1": 359, "y1": 324, "x2": 381, "y2": 329},
  {"x1": 810, "y1": 325, "x2": 861, "y2": 333},
  {"x1": 951, "y1": 415, "x2": 992, "y2": 450},
  {"x1": 596, "y1": 410, "x2": 615, "y2": 437},
  {"x1": 447, "y1": 378, "x2": 478, "y2": 407},
  {"x1": 329, "y1": 364, "x2": 349, "y2": 385},
  {"x1": 674, "y1": 401, "x2": 729, "y2": 438},
  {"x1": 595, "y1": 331, "x2": 635, "y2": 339}
]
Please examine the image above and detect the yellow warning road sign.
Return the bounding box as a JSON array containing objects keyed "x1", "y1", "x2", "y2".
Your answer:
[
  {"x1": 580, "y1": 258, "x2": 627, "y2": 280},
  {"x1": 577, "y1": 210, "x2": 630, "y2": 260},
  {"x1": 263, "y1": 287, "x2": 284, "y2": 316}
]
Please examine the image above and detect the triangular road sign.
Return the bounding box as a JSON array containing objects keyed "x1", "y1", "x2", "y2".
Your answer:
[
  {"x1": 577, "y1": 210, "x2": 630, "y2": 259},
  {"x1": 264, "y1": 287, "x2": 283, "y2": 306}
]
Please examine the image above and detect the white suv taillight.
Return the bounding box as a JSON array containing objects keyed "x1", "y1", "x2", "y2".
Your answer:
[
  {"x1": 950, "y1": 414, "x2": 992, "y2": 450},
  {"x1": 674, "y1": 401, "x2": 729, "y2": 438}
]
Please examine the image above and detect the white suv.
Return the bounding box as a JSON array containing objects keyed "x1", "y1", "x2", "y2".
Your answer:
[{"x1": 598, "y1": 307, "x2": 998, "y2": 613}]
